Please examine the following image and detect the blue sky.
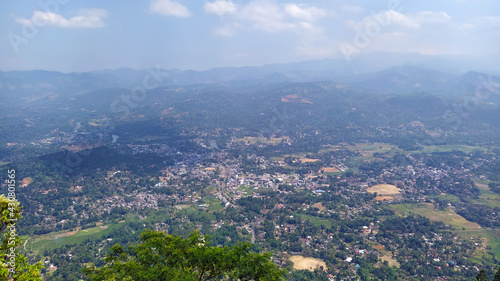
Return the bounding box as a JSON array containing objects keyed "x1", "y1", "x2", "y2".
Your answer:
[{"x1": 1, "y1": 0, "x2": 499, "y2": 72}]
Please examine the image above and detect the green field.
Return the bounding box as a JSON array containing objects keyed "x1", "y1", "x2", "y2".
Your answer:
[
  {"x1": 471, "y1": 182, "x2": 500, "y2": 208},
  {"x1": 294, "y1": 213, "x2": 332, "y2": 228},
  {"x1": 26, "y1": 222, "x2": 126, "y2": 255},
  {"x1": 238, "y1": 185, "x2": 254, "y2": 196},
  {"x1": 392, "y1": 203, "x2": 481, "y2": 230},
  {"x1": 407, "y1": 144, "x2": 488, "y2": 154},
  {"x1": 203, "y1": 195, "x2": 224, "y2": 212},
  {"x1": 322, "y1": 142, "x2": 399, "y2": 161},
  {"x1": 392, "y1": 203, "x2": 500, "y2": 259}
]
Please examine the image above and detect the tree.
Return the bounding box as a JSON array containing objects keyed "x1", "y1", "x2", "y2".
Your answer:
[
  {"x1": 83, "y1": 229, "x2": 286, "y2": 281},
  {"x1": 0, "y1": 195, "x2": 43, "y2": 280},
  {"x1": 493, "y1": 266, "x2": 500, "y2": 281},
  {"x1": 476, "y1": 269, "x2": 488, "y2": 281}
]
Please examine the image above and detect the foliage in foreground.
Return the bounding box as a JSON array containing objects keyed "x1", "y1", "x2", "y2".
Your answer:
[
  {"x1": 83, "y1": 229, "x2": 286, "y2": 281},
  {"x1": 0, "y1": 194, "x2": 43, "y2": 280},
  {"x1": 476, "y1": 267, "x2": 500, "y2": 281}
]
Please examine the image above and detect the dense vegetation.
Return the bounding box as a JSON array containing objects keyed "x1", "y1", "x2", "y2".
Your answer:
[{"x1": 83, "y1": 230, "x2": 285, "y2": 281}]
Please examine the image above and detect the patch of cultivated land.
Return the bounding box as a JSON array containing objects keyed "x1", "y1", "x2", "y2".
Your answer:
[
  {"x1": 289, "y1": 255, "x2": 327, "y2": 271},
  {"x1": 28, "y1": 221, "x2": 126, "y2": 254},
  {"x1": 300, "y1": 158, "x2": 319, "y2": 163},
  {"x1": 473, "y1": 182, "x2": 500, "y2": 208},
  {"x1": 392, "y1": 203, "x2": 481, "y2": 230},
  {"x1": 391, "y1": 203, "x2": 500, "y2": 259},
  {"x1": 321, "y1": 142, "x2": 399, "y2": 160},
  {"x1": 408, "y1": 144, "x2": 488, "y2": 153},
  {"x1": 234, "y1": 136, "x2": 289, "y2": 145},
  {"x1": 367, "y1": 184, "x2": 400, "y2": 196},
  {"x1": 321, "y1": 167, "x2": 340, "y2": 173}
]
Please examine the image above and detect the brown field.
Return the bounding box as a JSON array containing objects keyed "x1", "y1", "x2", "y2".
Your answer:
[
  {"x1": 289, "y1": 255, "x2": 327, "y2": 271},
  {"x1": 55, "y1": 227, "x2": 81, "y2": 238},
  {"x1": 300, "y1": 158, "x2": 320, "y2": 163},
  {"x1": 21, "y1": 177, "x2": 33, "y2": 187},
  {"x1": 367, "y1": 184, "x2": 400, "y2": 196},
  {"x1": 372, "y1": 244, "x2": 385, "y2": 250},
  {"x1": 475, "y1": 183, "x2": 488, "y2": 188},
  {"x1": 321, "y1": 167, "x2": 340, "y2": 173},
  {"x1": 312, "y1": 202, "x2": 326, "y2": 211},
  {"x1": 204, "y1": 167, "x2": 216, "y2": 171},
  {"x1": 374, "y1": 196, "x2": 395, "y2": 201}
]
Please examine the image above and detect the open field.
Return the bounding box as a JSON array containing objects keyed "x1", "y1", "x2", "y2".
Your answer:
[
  {"x1": 407, "y1": 144, "x2": 488, "y2": 154},
  {"x1": 300, "y1": 158, "x2": 320, "y2": 163},
  {"x1": 27, "y1": 222, "x2": 126, "y2": 254},
  {"x1": 392, "y1": 203, "x2": 500, "y2": 259},
  {"x1": 312, "y1": 202, "x2": 326, "y2": 211},
  {"x1": 21, "y1": 177, "x2": 33, "y2": 187},
  {"x1": 367, "y1": 184, "x2": 400, "y2": 196},
  {"x1": 392, "y1": 203, "x2": 481, "y2": 230},
  {"x1": 294, "y1": 213, "x2": 332, "y2": 228},
  {"x1": 234, "y1": 136, "x2": 289, "y2": 146},
  {"x1": 321, "y1": 142, "x2": 398, "y2": 160},
  {"x1": 380, "y1": 254, "x2": 401, "y2": 268},
  {"x1": 238, "y1": 185, "x2": 254, "y2": 196},
  {"x1": 320, "y1": 167, "x2": 340, "y2": 173},
  {"x1": 472, "y1": 182, "x2": 500, "y2": 208},
  {"x1": 374, "y1": 196, "x2": 395, "y2": 201},
  {"x1": 289, "y1": 255, "x2": 327, "y2": 271}
]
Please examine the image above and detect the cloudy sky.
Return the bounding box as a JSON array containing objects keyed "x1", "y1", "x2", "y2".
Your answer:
[{"x1": 1, "y1": 0, "x2": 499, "y2": 72}]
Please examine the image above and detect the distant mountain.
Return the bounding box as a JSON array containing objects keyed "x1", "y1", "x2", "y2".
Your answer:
[
  {"x1": 336, "y1": 65, "x2": 459, "y2": 95},
  {"x1": 1, "y1": 59, "x2": 499, "y2": 107}
]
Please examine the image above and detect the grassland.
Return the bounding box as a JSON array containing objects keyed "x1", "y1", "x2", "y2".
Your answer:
[
  {"x1": 471, "y1": 182, "x2": 500, "y2": 208},
  {"x1": 391, "y1": 203, "x2": 500, "y2": 259},
  {"x1": 392, "y1": 203, "x2": 481, "y2": 230},
  {"x1": 321, "y1": 142, "x2": 399, "y2": 161},
  {"x1": 294, "y1": 213, "x2": 332, "y2": 228},
  {"x1": 406, "y1": 144, "x2": 488, "y2": 154},
  {"x1": 320, "y1": 167, "x2": 340, "y2": 173},
  {"x1": 234, "y1": 136, "x2": 289, "y2": 146},
  {"x1": 238, "y1": 185, "x2": 254, "y2": 196},
  {"x1": 26, "y1": 221, "x2": 127, "y2": 255}
]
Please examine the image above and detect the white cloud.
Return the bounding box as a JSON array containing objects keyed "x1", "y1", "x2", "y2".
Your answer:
[
  {"x1": 415, "y1": 11, "x2": 451, "y2": 23},
  {"x1": 340, "y1": 5, "x2": 363, "y2": 14},
  {"x1": 284, "y1": 4, "x2": 327, "y2": 22},
  {"x1": 204, "y1": 0, "x2": 237, "y2": 16},
  {"x1": 347, "y1": 10, "x2": 419, "y2": 31},
  {"x1": 457, "y1": 15, "x2": 500, "y2": 30},
  {"x1": 238, "y1": 0, "x2": 287, "y2": 32},
  {"x1": 16, "y1": 9, "x2": 107, "y2": 28},
  {"x1": 234, "y1": 0, "x2": 327, "y2": 33},
  {"x1": 150, "y1": 0, "x2": 190, "y2": 18}
]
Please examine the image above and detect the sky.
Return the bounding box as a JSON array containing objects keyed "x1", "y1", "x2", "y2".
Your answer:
[{"x1": 0, "y1": 0, "x2": 499, "y2": 72}]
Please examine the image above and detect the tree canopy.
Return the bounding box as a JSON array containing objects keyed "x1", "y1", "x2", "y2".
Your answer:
[
  {"x1": 83, "y1": 229, "x2": 286, "y2": 281},
  {"x1": 0, "y1": 194, "x2": 43, "y2": 280}
]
